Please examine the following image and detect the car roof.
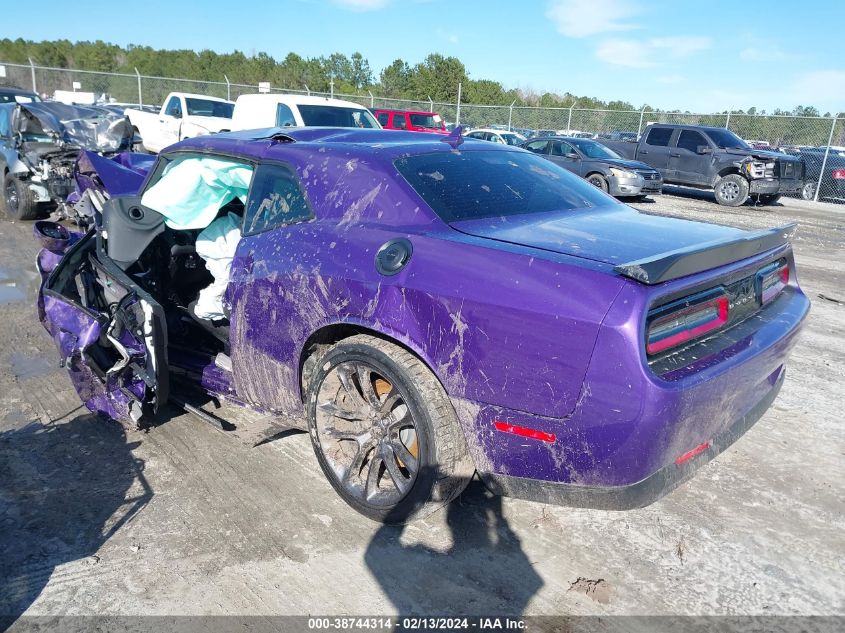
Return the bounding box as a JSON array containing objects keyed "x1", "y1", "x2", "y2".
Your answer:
[
  {"x1": 467, "y1": 128, "x2": 522, "y2": 135},
  {"x1": 177, "y1": 92, "x2": 233, "y2": 103},
  {"x1": 522, "y1": 135, "x2": 589, "y2": 142},
  {"x1": 374, "y1": 109, "x2": 438, "y2": 116},
  {"x1": 235, "y1": 94, "x2": 368, "y2": 109},
  {"x1": 0, "y1": 86, "x2": 38, "y2": 96},
  {"x1": 649, "y1": 123, "x2": 728, "y2": 133},
  {"x1": 173, "y1": 126, "x2": 519, "y2": 162}
]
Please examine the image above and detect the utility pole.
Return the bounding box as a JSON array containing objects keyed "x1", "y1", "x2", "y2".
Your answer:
[
  {"x1": 456, "y1": 82, "x2": 462, "y2": 125},
  {"x1": 135, "y1": 68, "x2": 142, "y2": 107},
  {"x1": 28, "y1": 58, "x2": 36, "y2": 93}
]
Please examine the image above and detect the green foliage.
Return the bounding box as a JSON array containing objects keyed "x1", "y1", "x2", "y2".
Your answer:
[{"x1": 0, "y1": 37, "x2": 838, "y2": 137}]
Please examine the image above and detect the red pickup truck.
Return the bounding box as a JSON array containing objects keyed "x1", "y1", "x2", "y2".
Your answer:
[{"x1": 374, "y1": 109, "x2": 448, "y2": 134}]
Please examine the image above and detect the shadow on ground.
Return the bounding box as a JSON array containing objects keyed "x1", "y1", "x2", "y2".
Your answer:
[
  {"x1": 0, "y1": 414, "x2": 151, "y2": 628},
  {"x1": 365, "y1": 480, "x2": 543, "y2": 615}
]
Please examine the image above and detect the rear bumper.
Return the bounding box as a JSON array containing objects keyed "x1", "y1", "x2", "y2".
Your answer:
[{"x1": 480, "y1": 370, "x2": 784, "y2": 510}]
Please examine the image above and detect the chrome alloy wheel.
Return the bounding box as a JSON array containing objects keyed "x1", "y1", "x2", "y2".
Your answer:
[{"x1": 315, "y1": 362, "x2": 420, "y2": 507}]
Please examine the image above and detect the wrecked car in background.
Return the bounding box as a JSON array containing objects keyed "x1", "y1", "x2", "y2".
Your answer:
[
  {"x1": 599, "y1": 123, "x2": 805, "y2": 207},
  {"x1": 35, "y1": 127, "x2": 809, "y2": 523},
  {"x1": 1, "y1": 101, "x2": 137, "y2": 220}
]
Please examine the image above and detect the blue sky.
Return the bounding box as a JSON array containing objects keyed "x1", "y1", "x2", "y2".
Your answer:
[{"x1": 3, "y1": 0, "x2": 843, "y2": 114}]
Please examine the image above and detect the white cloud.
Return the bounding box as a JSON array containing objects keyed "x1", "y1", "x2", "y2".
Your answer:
[
  {"x1": 789, "y1": 70, "x2": 845, "y2": 109},
  {"x1": 596, "y1": 35, "x2": 710, "y2": 68},
  {"x1": 546, "y1": 0, "x2": 640, "y2": 37},
  {"x1": 656, "y1": 74, "x2": 685, "y2": 84},
  {"x1": 650, "y1": 36, "x2": 711, "y2": 57},
  {"x1": 595, "y1": 40, "x2": 654, "y2": 68},
  {"x1": 332, "y1": 0, "x2": 390, "y2": 10},
  {"x1": 435, "y1": 28, "x2": 459, "y2": 44},
  {"x1": 739, "y1": 47, "x2": 788, "y2": 62}
]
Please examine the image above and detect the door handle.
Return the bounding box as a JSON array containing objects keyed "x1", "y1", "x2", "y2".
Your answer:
[
  {"x1": 670, "y1": 153, "x2": 681, "y2": 157},
  {"x1": 640, "y1": 150, "x2": 648, "y2": 154}
]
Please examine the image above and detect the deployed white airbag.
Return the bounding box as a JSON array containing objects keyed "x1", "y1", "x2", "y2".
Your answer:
[
  {"x1": 194, "y1": 212, "x2": 242, "y2": 320},
  {"x1": 141, "y1": 156, "x2": 253, "y2": 230}
]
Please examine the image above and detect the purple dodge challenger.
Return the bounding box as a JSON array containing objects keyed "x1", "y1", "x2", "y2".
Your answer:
[{"x1": 34, "y1": 127, "x2": 809, "y2": 522}]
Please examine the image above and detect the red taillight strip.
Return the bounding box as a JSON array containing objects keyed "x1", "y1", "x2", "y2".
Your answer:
[
  {"x1": 675, "y1": 441, "x2": 711, "y2": 465},
  {"x1": 760, "y1": 262, "x2": 789, "y2": 305},
  {"x1": 832, "y1": 169, "x2": 845, "y2": 180},
  {"x1": 646, "y1": 295, "x2": 729, "y2": 355},
  {"x1": 494, "y1": 421, "x2": 557, "y2": 443}
]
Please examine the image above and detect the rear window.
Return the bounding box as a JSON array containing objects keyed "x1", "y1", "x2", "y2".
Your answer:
[
  {"x1": 394, "y1": 150, "x2": 612, "y2": 223},
  {"x1": 298, "y1": 105, "x2": 378, "y2": 128}
]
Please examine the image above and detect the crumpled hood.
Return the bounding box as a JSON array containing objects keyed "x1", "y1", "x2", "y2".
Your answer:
[
  {"x1": 451, "y1": 205, "x2": 746, "y2": 266},
  {"x1": 183, "y1": 115, "x2": 232, "y2": 133},
  {"x1": 18, "y1": 102, "x2": 134, "y2": 152},
  {"x1": 601, "y1": 157, "x2": 658, "y2": 172},
  {"x1": 722, "y1": 147, "x2": 800, "y2": 162}
]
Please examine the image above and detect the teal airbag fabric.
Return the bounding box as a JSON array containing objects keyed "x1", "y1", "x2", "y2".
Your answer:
[{"x1": 141, "y1": 156, "x2": 253, "y2": 230}]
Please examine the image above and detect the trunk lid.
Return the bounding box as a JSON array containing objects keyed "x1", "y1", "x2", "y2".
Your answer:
[{"x1": 450, "y1": 206, "x2": 746, "y2": 267}]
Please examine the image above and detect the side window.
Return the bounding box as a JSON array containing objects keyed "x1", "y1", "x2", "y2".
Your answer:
[
  {"x1": 0, "y1": 109, "x2": 9, "y2": 137},
  {"x1": 645, "y1": 127, "x2": 673, "y2": 146},
  {"x1": 164, "y1": 96, "x2": 182, "y2": 118},
  {"x1": 551, "y1": 141, "x2": 575, "y2": 156},
  {"x1": 243, "y1": 163, "x2": 312, "y2": 235},
  {"x1": 376, "y1": 112, "x2": 389, "y2": 126},
  {"x1": 677, "y1": 130, "x2": 707, "y2": 153},
  {"x1": 275, "y1": 103, "x2": 296, "y2": 127},
  {"x1": 525, "y1": 140, "x2": 549, "y2": 154},
  {"x1": 393, "y1": 114, "x2": 407, "y2": 129}
]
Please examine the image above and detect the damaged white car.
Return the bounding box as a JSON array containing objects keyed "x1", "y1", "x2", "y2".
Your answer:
[{"x1": 0, "y1": 101, "x2": 137, "y2": 220}]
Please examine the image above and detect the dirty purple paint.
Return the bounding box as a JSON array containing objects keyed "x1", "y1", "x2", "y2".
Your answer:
[{"x1": 37, "y1": 127, "x2": 810, "y2": 502}]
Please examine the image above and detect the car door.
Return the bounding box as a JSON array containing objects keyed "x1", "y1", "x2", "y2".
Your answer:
[
  {"x1": 159, "y1": 95, "x2": 184, "y2": 147},
  {"x1": 548, "y1": 140, "x2": 582, "y2": 175},
  {"x1": 228, "y1": 161, "x2": 316, "y2": 413},
  {"x1": 391, "y1": 113, "x2": 408, "y2": 131},
  {"x1": 640, "y1": 127, "x2": 675, "y2": 177},
  {"x1": 39, "y1": 223, "x2": 168, "y2": 426},
  {"x1": 670, "y1": 129, "x2": 713, "y2": 185}
]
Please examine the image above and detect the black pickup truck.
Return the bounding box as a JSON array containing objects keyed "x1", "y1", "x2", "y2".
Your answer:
[{"x1": 599, "y1": 123, "x2": 805, "y2": 207}]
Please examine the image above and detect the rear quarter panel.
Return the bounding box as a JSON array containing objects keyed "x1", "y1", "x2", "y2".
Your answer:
[{"x1": 227, "y1": 146, "x2": 625, "y2": 419}]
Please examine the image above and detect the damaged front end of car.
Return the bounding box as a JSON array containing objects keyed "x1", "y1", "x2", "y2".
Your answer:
[
  {"x1": 57, "y1": 150, "x2": 155, "y2": 230},
  {"x1": 3, "y1": 102, "x2": 137, "y2": 221},
  {"x1": 34, "y1": 218, "x2": 169, "y2": 429}
]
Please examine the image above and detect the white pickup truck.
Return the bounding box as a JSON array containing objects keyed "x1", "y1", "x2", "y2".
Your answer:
[{"x1": 126, "y1": 92, "x2": 234, "y2": 153}]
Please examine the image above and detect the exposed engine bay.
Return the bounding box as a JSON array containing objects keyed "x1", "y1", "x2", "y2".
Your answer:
[{"x1": 6, "y1": 102, "x2": 138, "y2": 209}]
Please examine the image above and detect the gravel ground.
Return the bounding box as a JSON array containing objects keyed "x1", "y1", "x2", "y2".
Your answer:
[{"x1": 0, "y1": 190, "x2": 842, "y2": 627}]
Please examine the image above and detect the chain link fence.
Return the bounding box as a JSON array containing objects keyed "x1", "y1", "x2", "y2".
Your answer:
[{"x1": 2, "y1": 61, "x2": 842, "y2": 203}]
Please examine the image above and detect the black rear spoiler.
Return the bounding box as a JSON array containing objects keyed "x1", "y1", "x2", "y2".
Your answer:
[{"x1": 614, "y1": 223, "x2": 797, "y2": 285}]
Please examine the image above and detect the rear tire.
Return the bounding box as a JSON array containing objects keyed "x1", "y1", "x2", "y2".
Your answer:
[
  {"x1": 305, "y1": 335, "x2": 474, "y2": 524},
  {"x1": 714, "y1": 174, "x2": 749, "y2": 207},
  {"x1": 801, "y1": 181, "x2": 817, "y2": 201},
  {"x1": 586, "y1": 173, "x2": 609, "y2": 193},
  {"x1": 3, "y1": 173, "x2": 39, "y2": 221}
]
